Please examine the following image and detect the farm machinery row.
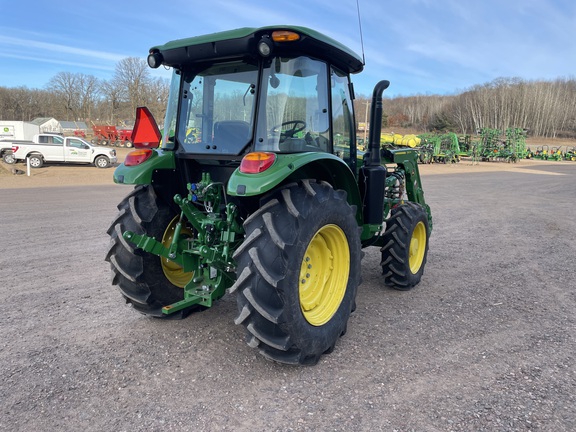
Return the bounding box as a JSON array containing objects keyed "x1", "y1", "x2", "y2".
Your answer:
[
  {"x1": 91, "y1": 125, "x2": 133, "y2": 148},
  {"x1": 380, "y1": 128, "x2": 576, "y2": 163},
  {"x1": 380, "y1": 132, "x2": 468, "y2": 164},
  {"x1": 527, "y1": 145, "x2": 576, "y2": 161}
]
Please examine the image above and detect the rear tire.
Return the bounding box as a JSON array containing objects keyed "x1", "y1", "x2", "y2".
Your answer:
[
  {"x1": 28, "y1": 154, "x2": 43, "y2": 168},
  {"x1": 231, "y1": 180, "x2": 361, "y2": 365},
  {"x1": 106, "y1": 185, "x2": 195, "y2": 318},
  {"x1": 3, "y1": 152, "x2": 15, "y2": 164},
  {"x1": 380, "y1": 202, "x2": 430, "y2": 290}
]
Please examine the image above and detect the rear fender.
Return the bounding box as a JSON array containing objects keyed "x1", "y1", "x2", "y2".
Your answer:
[
  {"x1": 113, "y1": 149, "x2": 175, "y2": 185},
  {"x1": 227, "y1": 152, "x2": 362, "y2": 221}
]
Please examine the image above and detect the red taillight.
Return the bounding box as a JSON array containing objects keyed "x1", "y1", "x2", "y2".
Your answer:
[
  {"x1": 239, "y1": 152, "x2": 276, "y2": 174},
  {"x1": 131, "y1": 106, "x2": 161, "y2": 149},
  {"x1": 11, "y1": 145, "x2": 19, "y2": 153},
  {"x1": 124, "y1": 149, "x2": 153, "y2": 166}
]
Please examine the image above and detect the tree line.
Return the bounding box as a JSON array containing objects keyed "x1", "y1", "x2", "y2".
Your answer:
[
  {"x1": 0, "y1": 57, "x2": 169, "y2": 127},
  {"x1": 356, "y1": 77, "x2": 576, "y2": 139},
  {"x1": 2, "y1": 62, "x2": 575, "y2": 140}
]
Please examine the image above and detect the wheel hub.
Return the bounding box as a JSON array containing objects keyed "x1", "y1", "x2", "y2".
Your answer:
[
  {"x1": 299, "y1": 224, "x2": 349, "y2": 326},
  {"x1": 409, "y1": 221, "x2": 427, "y2": 274}
]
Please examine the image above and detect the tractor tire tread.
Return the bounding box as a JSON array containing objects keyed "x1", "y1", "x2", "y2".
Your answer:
[
  {"x1": 233, "y1": 180, "x2": 361, "y2": 365},
  {"x1": 380, "y1": 201, "x2": 430, "y2": 291},
  {"x1": 106, "y1": 185, "x2": 189, "y2": 319}
]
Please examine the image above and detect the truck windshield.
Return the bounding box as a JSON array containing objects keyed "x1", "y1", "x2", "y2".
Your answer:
[{"x1": 176, "y1": 61, "x2": 258, "y2": 155}]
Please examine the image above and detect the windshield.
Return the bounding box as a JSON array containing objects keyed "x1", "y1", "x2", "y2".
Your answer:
[{"x1": 176, "y1": 61, "x2": 257, "y2": 155}]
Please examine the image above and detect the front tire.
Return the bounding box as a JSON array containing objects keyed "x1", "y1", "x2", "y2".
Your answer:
[
  {"x1": 231, "y1": 180, "x2": 361, "y2": 365},
  {"x1": 105, "y1": 185, "x2": 195, "y2": 318},
  {"x1": 380, "y1": 202, "x2": 430, "y2": 290},
  {"x1": 94, "y1": 155, "x2": 110, "y2": 168},
  {"x1": 94, "y1": 156, "x2": 110, "y2": 168}
]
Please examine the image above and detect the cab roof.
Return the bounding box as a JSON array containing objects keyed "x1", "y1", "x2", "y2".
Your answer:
[{"x1": 149, "y1": 25, "x2": 364, "y2": 74}]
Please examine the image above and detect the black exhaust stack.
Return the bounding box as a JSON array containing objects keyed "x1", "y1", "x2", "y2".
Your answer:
[
  {"x1": 367, "y1": 80, "x2": 390, "y2": 166},
  {"x1": 359, "y1": 80, "x2": 390, "y2": 225}
]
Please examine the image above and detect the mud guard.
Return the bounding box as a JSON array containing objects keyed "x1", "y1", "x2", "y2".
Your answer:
[
  {"x1": 113, "y1": 149, "x2": 176, "y2": 185},
  {"x1": 227, "y1": 152, "x2": 363, "y2": 222}
]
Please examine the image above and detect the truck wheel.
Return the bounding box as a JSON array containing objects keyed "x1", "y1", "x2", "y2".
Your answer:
[
  {"x1": 380, "y1": 202, "x2": 430, "y2": 290},
  {"x1": 94, "y1": 156, "x2": 110, "y2": 168},
  {"x1": 106, "y1": 185, "x2": 195, "y2": 318},
  {"x1": 3, "y1": 152, "x2": 15, "y2": 164},
  {"x1": 28, "y1": 154, "x2": 43, "y2": 168},
  {"x1": 232, "y1": 180, "x2": 361, "y2": 365}
]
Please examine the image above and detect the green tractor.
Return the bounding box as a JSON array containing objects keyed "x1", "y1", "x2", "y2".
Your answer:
[{"x1": 106, "y1": 26, "x2": 432, "y2": 365}]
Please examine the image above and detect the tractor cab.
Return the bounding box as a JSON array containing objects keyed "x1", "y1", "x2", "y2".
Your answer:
[{"x1": 146, "y1": 26, "x2": 364, "y2": 172}]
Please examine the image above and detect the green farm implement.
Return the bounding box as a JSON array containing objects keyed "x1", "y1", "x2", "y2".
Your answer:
[
  {"x1": 476, "y1": 128, "x2": 527, "y2": 162},
  {"x1": 565, "y1": 147, "x2": 576, "y2": 161},
  {"x1": 417, "y1": 132, "x2": 464, "y2": 164}
]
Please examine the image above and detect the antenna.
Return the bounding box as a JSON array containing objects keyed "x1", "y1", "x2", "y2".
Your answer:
[{"x1": 356, "y1": 0, "x2": 366, "y2": 66}]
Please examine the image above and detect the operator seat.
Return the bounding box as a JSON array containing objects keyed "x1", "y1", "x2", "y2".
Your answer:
[{"x1": 212, "y1": 121, "x2": 250, "y2": 153}]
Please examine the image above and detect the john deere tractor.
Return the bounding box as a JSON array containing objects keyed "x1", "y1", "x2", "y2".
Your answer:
[{"x1": 106, "y1": 26, "x2": 432, "y2": 365}]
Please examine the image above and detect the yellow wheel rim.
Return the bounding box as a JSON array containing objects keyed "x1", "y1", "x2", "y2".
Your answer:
[
  {"x1": 409, "y1": 221, "x2": 427, "y2": 274},
  {"x1": 161, "y1": 216, "x2": 194, "y2": 288},
  {"x1": 299, "y1": 224, "x2": 350, "y2": 326}
]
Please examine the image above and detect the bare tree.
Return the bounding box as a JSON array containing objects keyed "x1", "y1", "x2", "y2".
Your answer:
[
  {"x1": 99, "y1": 79, "x2": 125, "y2": 124},
  {"x1": 77, "y1": 74, "x2": 100, "y2": 120},
  {"x1": 144, "y1": 77, "x2": 170, "y2": 122},
  {"x1": 113, "y1": 57, "x2": 152, "y2": 115},
  {"x1": 46, "y1": 72, "x2": 80, "y2": 120}
]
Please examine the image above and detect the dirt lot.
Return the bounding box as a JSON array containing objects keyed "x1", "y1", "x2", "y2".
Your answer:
[{"x1": 0, "y1": 155, "x2": 575, "y2": 431}]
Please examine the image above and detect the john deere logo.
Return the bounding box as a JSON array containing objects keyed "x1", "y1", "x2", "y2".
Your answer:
[{"x1": 3, "y1": 127, "x2": 8, "y2": 132}]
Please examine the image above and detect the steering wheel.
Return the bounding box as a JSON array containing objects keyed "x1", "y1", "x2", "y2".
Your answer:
[{"x1": 271, "y1": 120, "x2": 306, "y2": 141}]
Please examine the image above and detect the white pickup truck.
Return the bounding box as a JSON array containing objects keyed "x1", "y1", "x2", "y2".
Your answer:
[{"x1": 11, "y1": 134, "x2": 117, "y2": 168}]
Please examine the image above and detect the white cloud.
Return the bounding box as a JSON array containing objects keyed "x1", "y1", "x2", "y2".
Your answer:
[
  {"x1": 0, "y1": 34, "x2": 126, "y2": 62},
  {"x1": 0, "y1": 52, "x2": 116, "y2": 71}
]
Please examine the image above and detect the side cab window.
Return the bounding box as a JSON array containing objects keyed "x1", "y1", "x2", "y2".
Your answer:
[{"x1": 331, "y1": 67, "x2": 356, "y2": 169}]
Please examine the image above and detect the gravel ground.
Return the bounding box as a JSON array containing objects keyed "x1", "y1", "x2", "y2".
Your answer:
[{"x1": 0, "y1": 159, "x2": 575, "y2": 431}]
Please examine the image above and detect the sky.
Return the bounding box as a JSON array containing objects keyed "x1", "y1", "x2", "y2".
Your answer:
[{"x1": 0, "y1": 0, "x2": 575, "y2": 97}]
